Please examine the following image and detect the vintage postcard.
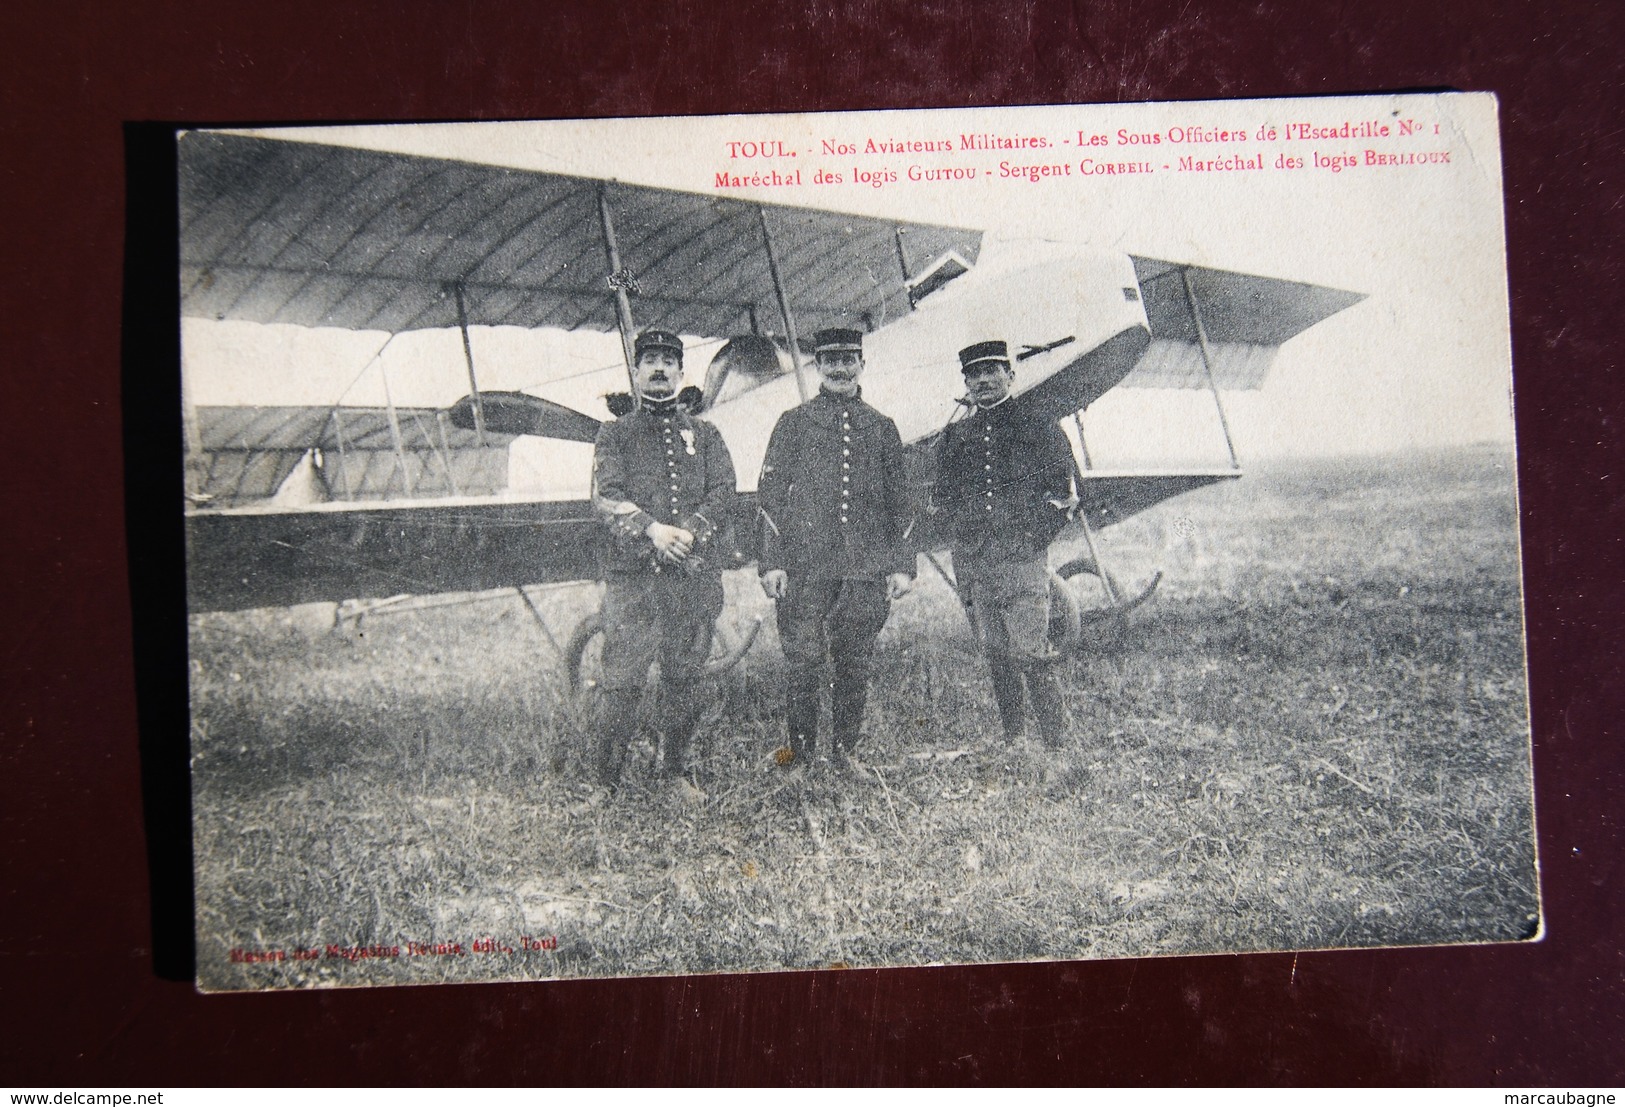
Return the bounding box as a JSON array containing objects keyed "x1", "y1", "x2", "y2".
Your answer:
[{"x1": 179, "y1": 93, "x2": 1535, "y2": 991}]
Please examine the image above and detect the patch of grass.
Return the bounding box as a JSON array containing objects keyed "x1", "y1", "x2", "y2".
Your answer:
[{"x1": 191, "y1": 445, "x2": 1537, "y2": 990}]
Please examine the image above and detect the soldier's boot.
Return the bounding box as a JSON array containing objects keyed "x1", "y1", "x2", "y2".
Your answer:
[
  {"x1": 663, "y1": 635, "x2": 710, "y2": 778},
  {"x1": 830, "y1": 720, "x2": 859, "y2": 773},
  {"x1": 988, "y1": 654, "x2": 1027, "y2": 743},
  {"x1": 660, "y1": 725, "x2": 707, "y2": 803},
  {"x1": 831, "y1": 657, "x2": 871, "y2": 766},
  {"x1": 660, "y1": 712, "x2": 697, "y2": 778},
  {"x1": 784, "y1": 667, "x2": 822, "y2": 764},
  {"x1": 593, "y1": 688, "x2": 641, "y2": 788},
  {"x1": 1025, "y1": 662, "x2": 1070, "y2": 749}
]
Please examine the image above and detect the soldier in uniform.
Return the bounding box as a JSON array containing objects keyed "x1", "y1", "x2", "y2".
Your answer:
[
  {"x1": 935, "y1": 340, "x2": 1075, "y2": 747},
  {"x1": 757, "y1": 327, "x2": 915, "y2": 770},
  {"x1": 589, "y1": 328, "x2": 737, "y2": 787}
]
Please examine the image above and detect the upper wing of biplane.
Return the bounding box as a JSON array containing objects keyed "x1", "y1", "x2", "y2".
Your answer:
[
  {"x1": 180, "y1": 131, "x2": 982, "y2": 338},
  {"x1": 1119, "y1": 256, "x2": 1365, "y2": 390}
]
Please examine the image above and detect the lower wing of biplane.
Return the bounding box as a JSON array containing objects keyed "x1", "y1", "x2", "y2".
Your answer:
[{"x1": 178, "y1": 131, "x2": 1363, "y2": 625}]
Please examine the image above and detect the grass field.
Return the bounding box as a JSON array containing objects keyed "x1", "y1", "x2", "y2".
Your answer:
[{"x1": 189, "y1": 444, "x2": 1537, "y2": 990}]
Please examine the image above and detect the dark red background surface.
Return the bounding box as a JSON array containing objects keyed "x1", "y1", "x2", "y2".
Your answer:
[{"x1": 2, "y1": 0, "x2": 1621, "y2": 1086}]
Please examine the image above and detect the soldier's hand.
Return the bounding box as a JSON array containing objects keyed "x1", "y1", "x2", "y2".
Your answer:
[
  {"x1": 886, "y1": 572, "x2": 913, "y2": 600},
  {"x1": 760, "y1": 569, "x2": 788, "y2": 599},
  {"x1": 646, "y1": 522, "x2": 694, "y2": 562}
]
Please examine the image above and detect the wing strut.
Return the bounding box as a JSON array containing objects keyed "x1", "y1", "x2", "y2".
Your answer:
[
  {"x1": 596, "y1": 183, "x2": 640, "y2": 392},
  {"x1": 758, "y1": 207, "x2": 811, "y2": 404},
  {"x1": 378, "y1": 363, "x2": 417, "y2": 496},
  {"x1": 1179, "y1": 267, "x2": 1241, "y2": 470},
  {"x1": 434, "y1": 411, "x2": 462, "y2": 496},
  {"x1": 452, "y1": 283, "x2": 488, "y2": 447},
  {"x1": 329, "y1": 409, "x2": 354, "y2": 499},
  {"x1": 1071, "y1": 479, "x2": 1121, "y2": 607},
  {"x1": 1059, "y1": 430, "x2": 1125, "y2": 608},
  {"x1": 894, "y1": 227, "x2": 914, "y2": 308},
  {"x1": 182, "y1": 366, "x2": 204, "y2": 501},
  {"x1": 1071, "y1": 411, "x2": 1094, "y2": 470}
]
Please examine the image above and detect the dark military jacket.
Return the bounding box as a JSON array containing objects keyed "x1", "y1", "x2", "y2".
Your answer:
[
  {"x1": 591, "y1": 398, "x2": 737, "y2": 575},
  {"x1": 758, "y1": 387, "x2": 916, "y2": 580},
  {"x1": 935, "y1": 397, "x2": 1074, "y2": 562}
]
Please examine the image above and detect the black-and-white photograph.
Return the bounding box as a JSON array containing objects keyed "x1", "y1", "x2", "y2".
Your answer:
[{"x1": 180, "y1": 95, "x2": 1536, "y2": 991}]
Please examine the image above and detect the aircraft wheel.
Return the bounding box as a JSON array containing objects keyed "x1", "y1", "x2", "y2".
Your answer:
[
  {"x1": 705, "y1": 613, "x2": 764, "y2": 675},
  {"x1": 565, "y1": 611, "x2": 605, "y2": 693},
  {"x1": 1055, "y1": 554, "x2": 1119, "y2": 612},
  {"x1": 566, "y1": 607, "x2": 763, "y2": 693},
  {"x1": 1047, "y1": 569, "x2": 1083, "y2": 654},
  {"x1": 1052, "y1": 556, "x2": 1162, "y2": 655}
]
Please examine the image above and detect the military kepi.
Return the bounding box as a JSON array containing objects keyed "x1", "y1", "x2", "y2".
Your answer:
[
  {"x1": 634, "y1": 328, "x2": 684, "y2": 361},
  {"x1": 958, "y1": 340, "x2": 1011, "y2": 373},
  {"x1": 812, "y1": 327, "x2": 864, "y2": 354}
]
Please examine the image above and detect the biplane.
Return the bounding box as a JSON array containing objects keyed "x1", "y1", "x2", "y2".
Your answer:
[{"x1": 180, "y1": 130, "x2": 1364, "y2": 664}]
